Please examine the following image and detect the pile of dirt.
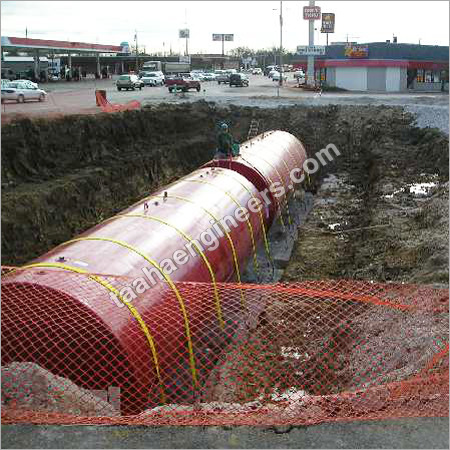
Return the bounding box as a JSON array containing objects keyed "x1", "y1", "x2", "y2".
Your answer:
[{"x1": 2, "y1": 362, "x2": 118, "y2": 417}]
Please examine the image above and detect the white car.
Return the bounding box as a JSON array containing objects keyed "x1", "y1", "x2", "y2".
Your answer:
[
  {"x1": 294, "y1": 70, "x2": 306, "y2": 84},
  {"x1": 202, "y1": 72, "x2": 216, "y2": 81},
  {"x1": 16, "y1": 79, "x2": 39, "y2": 89},
  {"x1": 190, "y1": 72, "x2": 206, "y2": 81},
  {"x1": 271, "y1": 71, "x2": 288, "y2": 82},
  {"x1": 252, "y1": 68, "x2": 263, "y2": 75},
  {"x1": 140, "y1": 71, "x2": 164, "y2": 86},
  {"x1": 1, "y1": 81, "x2": 46, "y2": 103}
]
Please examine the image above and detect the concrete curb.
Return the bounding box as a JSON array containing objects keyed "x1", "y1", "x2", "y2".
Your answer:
[{"x1": 2, "y1": 417, "x2": 448, "y2": 449}]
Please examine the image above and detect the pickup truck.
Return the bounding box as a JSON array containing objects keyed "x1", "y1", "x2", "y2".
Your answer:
[{"x1": 165, "y1": 75, "x2": 201, "y2": 92}]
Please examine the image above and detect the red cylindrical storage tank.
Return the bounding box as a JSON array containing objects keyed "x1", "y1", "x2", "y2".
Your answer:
[
  {"x1": 2, "y1": 167, "x2": 266, "y2": 414},
  {"x1": 204, "y1": 130, "x2": 307, "y2": 224}
]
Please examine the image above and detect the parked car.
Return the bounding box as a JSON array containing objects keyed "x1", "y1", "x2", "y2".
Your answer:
[
  {"x1": 15, "y1": 79, "x2": 39, "y2": 89},
  {"x1": 116, "y1": 74, "x2": 144, "y2": 91},
  {"x1": 293, "y1": 70, "x2": 305, "y2": 79},
  {"x1": 140, "y1": 71, "x2": 164, "y2": 86},
  {"x1": 190, "y1": 72, "x2": 206, "y2": 81},
  {"x1": 229, "y1": 73, "x2": 249, "y2": 87},
  {"x1": 271, "y1": 71, "x2": 288, "y2": 82},
  {"x1": 217, "y1": 73, "x2": 230, "y2": 84},
  {"x1": 1, "y1": 81, "x2": 46, "y2": 103},
  {"x1": 252, "y1": 68, "x2": 263, "y2": 75},
  {"x1": 202, "y1": 72, "x2": 216, "y2": 81},
  {"x1": 165, "y1": 75, "x2": 201, "y2": 92}
]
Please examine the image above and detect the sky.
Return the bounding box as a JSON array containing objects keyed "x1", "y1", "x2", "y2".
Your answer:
[{"x1": 1, "y1": 1, "x2": 449, "y2": 55}]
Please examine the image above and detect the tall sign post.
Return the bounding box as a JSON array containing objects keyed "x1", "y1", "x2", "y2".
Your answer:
[
  {"x1": 303, "y1": 2, "x2": 321, "y2": 87},
  {"x1": 212, "y1": 33, "x2": 234, "y2": 56},
  {"x1": 179, "y1": 29, "x2": 190, "y2": 56}
]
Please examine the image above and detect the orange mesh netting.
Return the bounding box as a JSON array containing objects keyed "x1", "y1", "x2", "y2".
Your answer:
[
  {"x1": 95, "y1": 90, "x2": 141, "y2": 113},
  {"x1": 1, "y1": 266, "x2": 448, "y2": 426}
]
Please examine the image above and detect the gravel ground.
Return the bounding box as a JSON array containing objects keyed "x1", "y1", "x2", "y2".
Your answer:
[{"x1": 403, "y1": 104, "x2": 449, "y2": 135}]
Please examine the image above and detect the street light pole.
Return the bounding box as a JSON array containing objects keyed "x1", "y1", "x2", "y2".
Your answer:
[
  {"x1": 279, "y1": 0, "x2": 283, "y2": 88},
  {"x1": 135, "y1": 30, "x2": 139, "y2": 72}
]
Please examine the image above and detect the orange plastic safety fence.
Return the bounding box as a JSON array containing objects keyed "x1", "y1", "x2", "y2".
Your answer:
[
  {"x1": 1, "y1": 266, "x2": 448, "y2": 426},
  {"x1": 95, "y1": 91, "x2": 141, "y2": 113}
]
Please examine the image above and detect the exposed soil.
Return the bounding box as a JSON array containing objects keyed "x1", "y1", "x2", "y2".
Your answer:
[
  {"x1": 282, "y1": 107, "x2": 449, "y2": 285},
  {"x1": 2, "y1": 102, "x2": 448, "y2": 417},
  {"x1": 3, "y1": 101, "x2": 448, "y2": 286}
]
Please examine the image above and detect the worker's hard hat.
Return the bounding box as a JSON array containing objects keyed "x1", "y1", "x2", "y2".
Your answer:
[{"x1": 221, "y1": 123, "x2": 228, "y2": 130}]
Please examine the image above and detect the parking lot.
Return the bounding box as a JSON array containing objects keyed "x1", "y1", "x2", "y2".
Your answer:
[{"x1": 2, "y1": 74, "x2": 449, "y2": 134}]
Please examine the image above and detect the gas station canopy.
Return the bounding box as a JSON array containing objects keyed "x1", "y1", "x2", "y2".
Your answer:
[{"x1": 1, "y1": 36, "x2": 122, "y2": 54}]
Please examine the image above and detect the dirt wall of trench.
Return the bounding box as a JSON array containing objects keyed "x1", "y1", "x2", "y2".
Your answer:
[{"x1": 2, "y1": 102, "x2": 448, "y2": 288}]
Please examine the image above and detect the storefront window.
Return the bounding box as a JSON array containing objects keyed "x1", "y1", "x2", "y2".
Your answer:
[
  {"x1": 416, "y1": 69, "x2": 424, "y2": 83},
  {"x1": 415, "y1": 69, "x2": 447, "y2": 84},
  {"x1": 314, "y1": 68, "x2": 326, "y2": 82},
  {"x1": 425, "y1": 70, "x2": 433, "y2": 82}
]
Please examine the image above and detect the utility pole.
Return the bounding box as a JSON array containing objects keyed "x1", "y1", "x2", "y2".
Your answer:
[
  {"x1": 135, "y1": 30, "x2": 139, "y2": 72},
  {"x1": 279, "y1": 0, "x2": 283, "y2": 88},
  {"x1": 306, "y1": 0, "x2": 315, "y2": 87}
]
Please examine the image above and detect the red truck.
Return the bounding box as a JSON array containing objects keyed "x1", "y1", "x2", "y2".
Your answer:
[{"x1": 165, "y1": 74, "x2": 201, "y2": 93}]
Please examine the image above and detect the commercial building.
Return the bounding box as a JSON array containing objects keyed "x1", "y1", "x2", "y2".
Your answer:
[
  {"x1": 1, "y1": 36, "x2": 122, "y2": 79},
  {"x1": 293, "y1": 42, "x2": 449, "y2": 92}
]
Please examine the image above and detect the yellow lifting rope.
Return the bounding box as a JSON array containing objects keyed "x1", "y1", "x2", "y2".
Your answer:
[
  {"x1": 184, "y1": 179, "x2": 260, "y2": 276},
  {"x1": 239, "y1": 155, "x2": 287, "y2": 230},
  {"x1": 147, "y1": 193, "x2": 247, "y2": 309},
  {"x1": 4, "y1": 262, "x2": 167, "y2": 403},
  {"x1": 112, "y1": 213, "x2": 225, "y2": 328},
  {"x1": 243, "y1": 149, "x2": 294, "y2": 226},
  {"x1": 278, "y1": 135, "x2": 310, "y2": 189},
  {"x1": 61, "y1": 236, "x2": 199, "y2": 389},
  {"x1": 214, "y1": 171, "x2": 272, "y2": 263}
]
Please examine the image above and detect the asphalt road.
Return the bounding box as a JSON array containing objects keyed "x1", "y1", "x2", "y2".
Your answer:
[{"x1": 2, "y1": 74, "x2": 448, "y2": 134}]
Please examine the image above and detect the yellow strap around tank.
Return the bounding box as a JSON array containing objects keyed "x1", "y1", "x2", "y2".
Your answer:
[
  {"x1": 6, "y1": 262, "x2": 167, "y2": 403},
  {"x1": 61, "y1": 236, "x2": 199, "y2": 388},
  {"x1": 184, "y1": 179, "x2": 260, "y2": 275},
  {"x1": 148, "y1": 193, "x2": 246, "y2": 309},
  {"x1": 244, "y1": 149, "x2": 294, "y2": 226},
  {"x1": 279, "y1": 133, "x2": 306, "y2": 173},
  {"x1": 239, "y1": 155, "x2": 286, "y2": 229},
  {"x1": 269, "y1": 144, "x2": 298, "y2": 223},
  {"x1": 277, "y1": 135, "x2": 310, "y2": 189},
  {"x1": 214, "y1": 171, "x2": 272, "y2": 263},
  {"x1": 111, "y1": 213, "x2": 225, "y2": 328}
]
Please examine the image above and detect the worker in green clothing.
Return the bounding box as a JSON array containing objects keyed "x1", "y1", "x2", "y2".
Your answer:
[{"x1": 215, "y1": 123, "x2": 240, "y2": 159}]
